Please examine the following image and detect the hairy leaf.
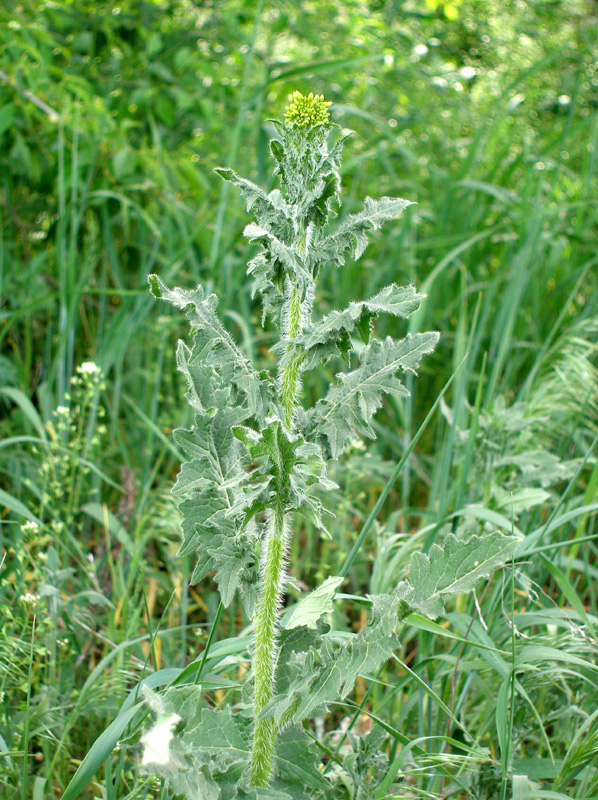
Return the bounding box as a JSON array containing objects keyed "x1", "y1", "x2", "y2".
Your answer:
[
  {"x1": 311, "y1": 333, "x2": 439, "y2": 458},
  {"x1": 265, "y1": 531, "x2": 519, "y2": 724},
  {"x1": 148, "y1": 274, "x2": 268, "y2": 422},
  {"x1": 234, "y1": 418, "x2": 336, "y2": 531},
  {"x1": 282, "y1": 576, "x2": 344, "y2": 630},
  {"x1": 170, "y1": 402, "x2": 266, "y2": 611},
  {"x1": 264, "y1": 594, "x2": 401, "y2": 725},
  {"x1": 142, "y1": 687, "x2": 327, "y2": 800},
  {"x1": 244, "y1": 224, "x2": 314, "y2": 299},
  {"x1": 318, "y1": 196, "x2": 414, "y2": 264},
  {"x1": 215, "y1": 167, "x2": 292, "y2": 226},
  {"x1": 395, "y1": 531, "x2": 520, "y2": 620},
  {"x1": 282, "y1": 283, "x2": 426, "y2": 370}
]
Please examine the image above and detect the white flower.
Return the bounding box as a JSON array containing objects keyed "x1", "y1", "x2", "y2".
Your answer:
[
  {"x1": 21, "y1": 520, "x2": 40, "y2": 533},
  {"x1": 141, "y1": 713, "x2": 181, "y2": 765},
  {"x1": 19, "y1": 593, "x2": 40, "y2": 606},
  {"x1": 79, "y1": 361, "x2": 101, "y2": 375}
]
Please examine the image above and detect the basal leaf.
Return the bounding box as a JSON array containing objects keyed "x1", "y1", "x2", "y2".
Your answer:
[
  {"x1": 282, "y1": 576, "x2": 344, "y2": 630},
  {"x1": 395, "y1": 531, "x2": 521, "y2": 620}
]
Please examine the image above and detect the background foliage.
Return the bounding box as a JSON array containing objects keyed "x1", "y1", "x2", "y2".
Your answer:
[{"x1": 1, "y1": 1, "x2": 597, "y2": 798}]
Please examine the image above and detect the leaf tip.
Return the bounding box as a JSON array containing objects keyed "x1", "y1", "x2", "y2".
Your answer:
[{"x1": 148, "y1": 274, "x2": 162, "y2": 298}]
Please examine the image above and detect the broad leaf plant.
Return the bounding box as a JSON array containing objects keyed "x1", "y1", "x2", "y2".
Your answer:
[{"x1": 142, "y1": 92, "x2": 520, "y2": 799}]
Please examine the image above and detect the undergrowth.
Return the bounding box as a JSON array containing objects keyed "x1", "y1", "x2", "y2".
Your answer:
[{"x1": 0, "y1": 2, "x2": 597, "y2": 799}]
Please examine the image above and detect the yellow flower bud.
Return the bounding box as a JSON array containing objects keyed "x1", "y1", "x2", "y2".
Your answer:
[{"x1": 284, "y1": 91, "x2": 331, "y2": 129}]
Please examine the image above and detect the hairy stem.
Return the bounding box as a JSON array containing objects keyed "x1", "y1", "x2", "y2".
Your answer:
[
  {"x1": 280, "y1": 285, "x2": 306, "y2": 431},
  {"x1": 250, "y1": 282, "x2": 306, "y2": 787},
  {"x1": 249, "y1": 499, "x2": 288, "y2": 787}
]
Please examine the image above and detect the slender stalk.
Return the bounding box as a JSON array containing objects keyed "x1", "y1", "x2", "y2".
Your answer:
[
  {"x1": 280, "y1": 285, "x2": 307, "y2": 431},
  {"x1": 250, "y1": 283, "x2": 306, "y2": 786},
  {"x1": 249, "y1": 498, "x2": 288, "y2": 787}
]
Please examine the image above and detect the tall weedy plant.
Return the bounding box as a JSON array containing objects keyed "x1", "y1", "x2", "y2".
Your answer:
[{"x1": 143, "y1": 92, "x2": 519, "y2": 798}]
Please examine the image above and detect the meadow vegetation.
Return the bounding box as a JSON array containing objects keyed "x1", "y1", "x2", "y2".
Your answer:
[{"x1": 1, "y1": 1, "x2": 597, "y2": 799}]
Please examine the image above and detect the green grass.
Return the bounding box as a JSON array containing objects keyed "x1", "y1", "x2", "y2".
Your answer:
[{"x1": 1, "y1": 0, "x2": 597, "y2": 797}]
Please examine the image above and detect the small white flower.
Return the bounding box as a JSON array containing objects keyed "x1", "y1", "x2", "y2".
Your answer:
[
  {"x1": 55, "y1": 405, "x2": 70, "y2": 415},
  {"x1": 413, "y1": 44, "x2": 429, "y2": 57},
  {"x1": 141, "y1": 714, "x2": 181, "y2": 765},
  {"x1": 79, "y1": 361, "x2": 101, "y2": 375},
  {"x1": 558, "y1": 94, "x2": 571, "y2": 106},
  {"x1": 22, "y1": 520, "x2": 40, "y2": 533},
  {"x1": 19, "y1": 593, "x2": 40, "y2": 606}
]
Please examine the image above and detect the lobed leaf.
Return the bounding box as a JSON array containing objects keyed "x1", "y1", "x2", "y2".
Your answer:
[
  {"x1": 142, "y1": 687, "x2": 327, "y2": 800},
  {"x1": 171, "y1": 401, "x2": 268, "y2": 612},
  {"x1": 148, "y1": 274, "x2": 268, "y2": 423},
  {"x1": 311, "y1": 332, "x2": 439, "y2": 458},
  {"x1": 234, "y1": 418, "x2": 336, "y2": 532},
  {"x1": 265, "y1": 531, "x2": 519, "y2": 724},
  {"x1": 283, "y1": 283, "x2": 426, "y2": 371},
  {"x1": 263, "y1": 594, "x2": 401, "y2": 725},
  {"x1": 317, "y1": 196, "x2": 414, "y2": 264},
  {"x1": 395, "y1": 531, "x2": 521, "y2": 620},
  {"x1": 282, "y1": 576, "x2": 344, "y2": 630},
  {"x1": 215, "y1": 167, "x2": 292, "y2": 226}
]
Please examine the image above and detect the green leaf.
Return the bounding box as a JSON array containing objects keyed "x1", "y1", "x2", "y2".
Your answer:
[
  {"x1": 312, "y1": 333, "x2": 439, "y2": 458},
  {"x1": 244, "y1": 223, "x2": 313, "y2": 297},
  {"x1": 62, "y1": 704, "x2": 143, "y2": 800},
  {"x1": 320, "y1": 196, "x2": 414, "y2": 263},
  {"x1": 0, "y1": 103, "x2": 15, "y2": 137},
  {"x1": 281, "y1": 284, "x2": 426, "y2": 371},
  {"x1": 142, "y1": 688, "x2": 327, "y2": 800},
  {"x1": 274, "y1": 725, "x2": 330, "y2": 791},
  {"x1": 172, "y1": 404, "x2": 267, "y2": 610},
  {"x1": 493, "y1": 486, "x2": 551, "y2": 514},
  {"x1": 265, "y1": 532, "x2": 519, "y2": 725},
  {"x1": 148, "y1": 274, "x2": 268, "y2": 422},
  {"x1": 0, "y1": 488, "x2": 41, "y2": 524},
  {"x1": 234, "y1": 418, "x2": 335, "y2": 531},
  {"x1": 265, "y1": 594, "x2": 402, "y2": 725},
  {"x1": 282, "y1": 576, "x2": 344, "y2": 630},
  {"x1": 215, "y1": 167, "x2": 292, "y2": 224},
  {"x1": 142, "y1": 689, "x2": 249, "y2": 799},
  {"x1": 395, "y1": 531, "x2": 521, "y2": 620}
]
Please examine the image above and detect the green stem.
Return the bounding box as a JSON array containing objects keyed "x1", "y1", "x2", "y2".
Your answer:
[
  {"x1": 250, "y1": 283, "x2": 306, "y2": 787},
  {"x1": 280, "y1": 286, "x2": 306, "y2": 431},
  {"x1": 249, "y1": 498, "x2": 288, "y2": 787}
]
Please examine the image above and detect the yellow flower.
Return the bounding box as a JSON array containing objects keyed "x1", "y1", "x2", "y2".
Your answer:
[{"x1": 284, "y1": 91, "x2": 331, "y2": 129}]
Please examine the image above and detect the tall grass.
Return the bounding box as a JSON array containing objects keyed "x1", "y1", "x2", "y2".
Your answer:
[{"x1": 1, "y1": 0, "x2": 597, "y2": 797}]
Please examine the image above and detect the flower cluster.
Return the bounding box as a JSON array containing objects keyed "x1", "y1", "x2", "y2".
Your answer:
[{"x1": 284, "y1": 91, "x2": 331, "y2": 128}]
